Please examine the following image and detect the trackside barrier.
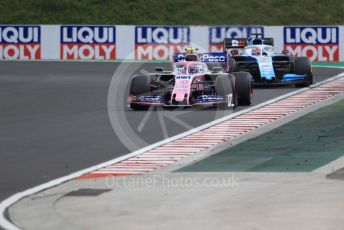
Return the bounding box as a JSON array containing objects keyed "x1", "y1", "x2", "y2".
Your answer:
[{"x1": 0, "y1": 25, "x2": 343, "y2": 62}]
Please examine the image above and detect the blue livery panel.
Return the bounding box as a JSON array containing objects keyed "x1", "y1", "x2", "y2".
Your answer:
[{"x1": 174, "y1": 52, "x2": 227, "y2": 63}]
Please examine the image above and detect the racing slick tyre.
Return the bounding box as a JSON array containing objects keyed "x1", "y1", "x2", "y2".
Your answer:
[
  {"x1": 233, "y1": 72, "x2": 253, "y2": 106},
  {"x1": 215, "y1": 74, "x2": 235, "y2": 109},
  {"x1": 294, "y1": 57, "x2": 313, "y2": 88},
  {"x1": 228, "y1": 57, "x2": 237, "y2": 72},
  {"x1": 129, "y1": 75, "x2": 151, "y2": 110}
]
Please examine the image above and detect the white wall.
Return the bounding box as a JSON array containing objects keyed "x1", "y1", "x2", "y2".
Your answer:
[{"x1": 0, "y1": 25, "x2": 341, "y2": 62}]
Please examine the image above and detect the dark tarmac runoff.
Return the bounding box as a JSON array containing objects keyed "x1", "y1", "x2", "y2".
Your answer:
[{"x1": 0, "y1": 61, "x2": 342, "y2": 201}]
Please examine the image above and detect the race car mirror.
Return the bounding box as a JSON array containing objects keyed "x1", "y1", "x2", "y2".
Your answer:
[
  {"x1": 155, "y1": 67, "x2": 163, "y2": 72},
  {"x1": 282, "y1": 50, "x2": 289, "y2": 55}
]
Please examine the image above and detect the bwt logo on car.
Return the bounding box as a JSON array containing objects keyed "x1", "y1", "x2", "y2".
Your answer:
[
  {"x1": 284, "y1": 27, "x2": 339, "y2": 62},
  {"x1": 209, "y1": 27, "x2": 264, "y2": 52},
  {"x1": 60, "y1": 26, "x2": 116, "y2": 60},
  {"x1": 0, "y1": 26, "x2": 40, "y2": 60},
  {"x1": 176, "y1": 75, "x2": 192, "y2": 80},
  {"x1": 135, "y1": 26, "x2": 190, "y2": 60}
]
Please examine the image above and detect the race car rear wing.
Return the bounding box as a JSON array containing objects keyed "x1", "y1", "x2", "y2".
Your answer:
[
  {"x1": 253, "y1": 38, "x2": 274, "y2": 46},
  {"x1": 223, "y1": 38, "x2": 274, "y2": 52},
  {"x1": 173, "y1": 52, "x2": 228, "y2": 71},
  {"x1": 173, "y1": 53, "x2": 227, "y2": 63},
  {"x1": 223, "y1": 38, "x2": 247, "y2": 51}
]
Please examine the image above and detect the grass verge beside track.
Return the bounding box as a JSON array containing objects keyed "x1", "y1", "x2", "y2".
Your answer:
[
  {"x1": 313, "y1": 62, "x2": 344, "y2": 67},
  {"x1": 1, "y1": 0, "x2": 344, "y2": 25},
  {"x1": 178, "y1": 99, "x2": 344, "y2": 172}
]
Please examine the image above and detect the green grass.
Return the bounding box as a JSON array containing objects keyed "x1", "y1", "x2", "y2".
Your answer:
[
  {"x1": 0, "y1": 0, "x2": 344, "y2": 25},
  {"x1": 313, "y1": 62, "x2": 344, "y2": 67},
  {"x1": 177, "y1": 100, "x2": 344, "y2": 172}
]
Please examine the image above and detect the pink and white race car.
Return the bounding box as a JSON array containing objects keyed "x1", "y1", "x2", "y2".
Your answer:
[{"x1": 128, "y1": 49, "x2": 253, "y2": 110}]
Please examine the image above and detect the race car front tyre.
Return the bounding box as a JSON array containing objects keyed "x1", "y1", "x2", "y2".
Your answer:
[
  {"x1": 233, "y1": 72, "x2": 252, "y2": 106},
  {"x1": 130, "y1": 75, "x2": 151, "y2": 95},
  {"x1": 129, "y1": 75, "x2": 151, "y2": 110},
  {"x1": 215, "y1": 74, "x2": 235, "y2": 109},
  {"x1": 294, "y1": 57, "x2": 313, "y2": 87},
  {"x1": 130, "y1": 103, "x2": 151, "y2": 110}
]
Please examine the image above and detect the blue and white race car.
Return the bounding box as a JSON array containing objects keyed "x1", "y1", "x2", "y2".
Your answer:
[{"x1": 223, "y1": 35, "x2": 313, "y2": 87}]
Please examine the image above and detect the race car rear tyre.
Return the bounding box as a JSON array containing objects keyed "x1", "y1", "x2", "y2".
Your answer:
[
  {"x1": 129, "y1": 75, "x2": 151, "y2": 110},
  {"x1": 233, "y1": 72, "x2": 252, "y2": 106},
  {"x1": 228, "y1": 74, "x2": 238, "y2": 107},
  {"x1": 294, "y1": 57, "x2": 313, "y2": 87},
  {"x1": 215, "y1": 74, "x2": 235, "y2": 109},
  {"x1": 228, "y1": 57, "x2": 237, "y2": 72}
]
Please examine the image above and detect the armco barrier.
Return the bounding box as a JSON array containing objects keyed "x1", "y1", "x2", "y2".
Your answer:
[{"x1": 0, "y1": 25, "x2": 343, "y2": 62}]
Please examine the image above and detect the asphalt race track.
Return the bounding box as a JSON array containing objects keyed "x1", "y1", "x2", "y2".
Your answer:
[{"x1": 0, "y1": 61, "x2": 342, "y2": 202}]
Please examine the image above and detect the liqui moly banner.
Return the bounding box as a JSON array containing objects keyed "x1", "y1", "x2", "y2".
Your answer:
[
  {"x1": 209, "y1": 26, "x2": 264, "y2": 52},
  {"x1": 1, "y1": 25, "x2": 344, "y2": 62},
  {"x1": 0, "y1": 26, "x2": 41, "y2": 60},
  {"x1": 284, "y1": 26, "x2": 339, "y2": 62},
  {"x1": 135, "y1": 26, "x2": 190, "y2": 60},
  {"x1": 60, "y1": 26, "x2": 116, "y2": 60}
]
